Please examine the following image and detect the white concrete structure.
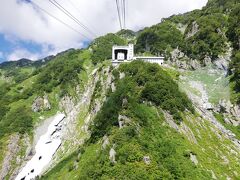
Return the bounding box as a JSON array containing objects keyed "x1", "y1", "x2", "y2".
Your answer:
[
  {"x1": 134, "y1": 57, "x2": 164, "y2": 65},
  {"x1": 16, "y1": 113, "x2": 65, "y2": 180},
  {"x1": 112, "y1": 44, "x2": 134, "y2": 61},
  {"x1": 112, "y1": 44, "x2": 164, "y2": 66}
]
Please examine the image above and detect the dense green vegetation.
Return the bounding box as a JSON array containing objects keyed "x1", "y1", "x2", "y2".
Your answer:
[
  {"x1": 90, "y1": 61, "x2": 193, "y2": 142},
  {"x1": 34, "y1": 50, "x2": 84, "y2": 95},
  {"x1": 227, "y1": 4, "x2": 240, "y2": 103},
  {"x1": 0, "y1": 49, "x2": 88, "y2": 140},
  {"x1": 116, "y1": 29, "x2": 136, "y2": 40},
  {"x1": 0, "y1": 82, "x2": 34, "y2": 137},
  {"x1": 43, "y1": 61, "x2": 209, "y2": 179},
  {"x1": 135, "y1": 12, "x2": 227, "y2": 62},
  {"x1": 205, "y1": 0, "x2": 239, "y2": 11},
  {"x1": 136, "y1": 22, "x2": 184, "y2": 58},
  {"x1": 0, "y1": 106, "x2": 33, "y2": 136},
  {"x1": 184, "y1": 13, "x2": 227, "y2": 60},
  {"x1": 90, "y1": 33, "x2": 125, "y2": 64}
]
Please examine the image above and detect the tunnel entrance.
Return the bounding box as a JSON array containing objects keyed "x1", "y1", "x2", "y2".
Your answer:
[{"x1": 114, "y1": 49, "x2": 128, "y2": 60}]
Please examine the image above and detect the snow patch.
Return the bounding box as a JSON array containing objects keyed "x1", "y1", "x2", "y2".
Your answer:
[{"x1": 16, "y1": 113, "x2": 65, "y2": 180}]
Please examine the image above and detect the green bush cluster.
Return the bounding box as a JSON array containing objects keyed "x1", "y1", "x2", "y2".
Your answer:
[
  {"x1": 206, "y1": 0, "x2": 239, "y2": 12},
  {"x1": 3, "y1": 68, "x2": 31, "y2": 83},
  {"x1": 227, "y1": 4, "x2": 240, "y2": 103},
  {"x1": 34, "y1": 50, "x2": 84, "y2": 94},
  {"x1": 116, "y1": 29, "x2": 136, "y2": 40},
  {"x1": 0, "y1": 83, "x2": 33, "y2": 137},
  {"x1": 90, "y1": 61, "x2": 193, "y2": 143},
  {"x1": 0, "y1": 106, "x2": 33, "y2": 137},
  {"x1": 0, "y1": 84, "x2": 12, "y2": 121},
  {"x1": 166, "y1": 10, "x2": 202, "y2": 25},
  {"x1": 135, "y1": 22, "x2": 184, "y2": 57},
  {"x1": 184, "y1": 13, "x2": 228, "y2": 61},
  {"x1": 122, "y1": 61, "x2": 194, "y2": 122},
  {"x1": 230, "y1": 52, "x2": 240, "y2": 103}
]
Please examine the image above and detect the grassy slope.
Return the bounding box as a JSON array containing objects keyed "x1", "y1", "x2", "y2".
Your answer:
[{"x1": 182, "y1": 113, "x2": 240, "y2": 179}]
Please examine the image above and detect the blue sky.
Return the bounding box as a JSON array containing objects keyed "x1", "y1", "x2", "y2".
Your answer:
[
  {"x1": 0, "y1": 0, "x2": 208, "y2": 63},
  {"x1": 0, "y1": 33, "x2": 43, "y2": 63}
]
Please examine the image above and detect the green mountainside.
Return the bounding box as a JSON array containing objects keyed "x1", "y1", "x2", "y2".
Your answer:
[{"x1": 0, "y1": 0, "x2": 240, "y2": 179}]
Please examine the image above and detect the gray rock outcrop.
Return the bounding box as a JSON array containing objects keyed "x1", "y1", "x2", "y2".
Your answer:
[
  {"x1": 213, "y1": 46, "x2": 232, "y2": 72},
  {"x1": 143, "y1": 156, "x2": 151, "y2": 165},
  {"x1": 32, "y1": 94, "x2": 51, "y2": 112},
  {"x1": 0, "y1": 134, "x2": 20, "y2": 180},
  {"x1": 186, "y1": 21, "x2": 199, "y2": 38},
  {"x1": 102, "y1": 135, "x2": 110, "y2": 149},
  {"x1": 170, "y1": 48, "x2": 201, "y2": 70},
  {"x1": 215, "y1": 100, "x2": 240, "y2": 126},
  {"x1": 190, "y1": 153, "x2": 198, "y2": 165},
  {"x1": 118, "y1": 115, "x2": 131, "y2": 129},
  {"x1": 109, "y1": 146, "x2": 116, "y2": 163}
]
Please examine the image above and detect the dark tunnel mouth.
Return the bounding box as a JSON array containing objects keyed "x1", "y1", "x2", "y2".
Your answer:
[{"x1": 114, "y1": 49, "x2": 128, "y2": 60}]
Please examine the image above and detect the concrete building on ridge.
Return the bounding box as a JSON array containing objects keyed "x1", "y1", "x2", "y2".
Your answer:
[{"x1": 112, "y1": 44, "x2": 164, "y2": 66}]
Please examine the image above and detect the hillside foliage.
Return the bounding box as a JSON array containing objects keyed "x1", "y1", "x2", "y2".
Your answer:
[
  {"x1": 135, "y1": 22, "x2": 184, "y2": 58},
  {"x1": 43, "y1": 61, "x2": 209, "y2": 179},
  {"x1": 34, "y1": 50, "x2": 84, "y2": 95}
]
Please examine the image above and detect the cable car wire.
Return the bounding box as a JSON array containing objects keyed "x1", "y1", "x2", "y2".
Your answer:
[
  {"x1": 49, "y1": 0, "x2": 97, "y2": 38},
  {"x1": 29, "y1": 0, "x2": 92, "y2": 40}
]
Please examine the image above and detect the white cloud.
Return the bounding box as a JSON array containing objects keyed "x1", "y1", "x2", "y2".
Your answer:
[
  {"x1": 0, "y1": 52, "x2": 3, "y2": 58},
  {"x1": 0, "y1": 0, "x2": 208, "y2": 60},
  {"x1": 7, "y1": 48, "x2": 42, "y2": 61}
]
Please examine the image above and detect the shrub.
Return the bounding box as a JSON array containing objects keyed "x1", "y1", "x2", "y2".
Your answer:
[
  {"x1": 135, "y1": 22, "x2": 184, "y2": 56},
  {"x1": 0, "y1": 106, "x2": 33, "y2": 136}
]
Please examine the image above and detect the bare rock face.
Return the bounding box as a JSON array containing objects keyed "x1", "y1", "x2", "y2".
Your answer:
[
  {"x1": 59, "y1": 95, "x2": 75, "y2": 114},
  {"x1": 231, "y1": 105, "x2": 240, "y2": 119},
  {"x1": 190, "y1": 153, "x2": 198, "y2": 165},
  {"x1": 0, "y1": 134, "x2": 20, "y2": 180},
  {"x1": 109, "y1": 146, "x2": 116, "y2": 163},
  {"x1": 215, "y1": 100, "x2": 240, "y2": 126},
  {"x1": 143, "y1": 156, "x2": 151, "y2": 165},
  {"x1": 176, "y1": 23, "x2": 188, "y2": 34},
  {"x1": 203, "y1": 103, "x2": 214, "y2": 111},
  {"x1": 186, "y1": 21, "x2": 199, "y2": 38},
  {"x1": 214, "y1": 46, "x2": 232, "y2": 71},
  {"x1": 217, "y1": 100, "x2": 232, "y2": 114},
  {"x1": 203, "y1": 56, "x2": 212, "y2": 66},
  {"x1": 43, "y1": 94, "x2": 51, "y2": 110},
  {"x1": 122, "y1": 98, "x2": 128, "y2": 108},
  {"x1": 111, "y1": 82, "x2": 116, "y2": 92},
  {"x1": 118, "y1": 115, "x2": 131, "y2": 129},
  {"x1": 32, "y1": 97, "x2": 43, "y2": 112},
  {"x1": 102, "y1": 135, "x2": 110, "y2": 150},
  {"x1": 32, "y1": 95, "x2": 51, "y2": 112},
  {"x1": 120, "y1": 72, "x2": 125, "y2": 79},
  {"x1": 170, "y1": 48, "x2": 201, "y2": 70},
  {"x1": 214, "y1": 57, "x2": 229, "y2": 71}
]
